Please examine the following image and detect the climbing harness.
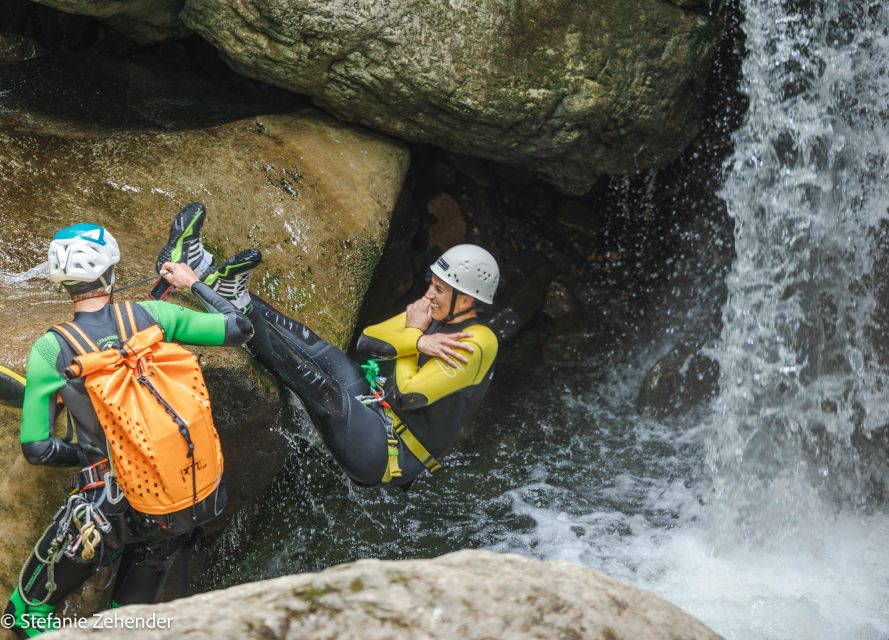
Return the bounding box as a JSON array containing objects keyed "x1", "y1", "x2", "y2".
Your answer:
[
  {"x1": 70, "y1": 457, "x2": 111, "y2": 493},
  {"x1": 17, "y1": 472, "x2": 116, "y2": 607},
  {"x1": 359, "y1": 359, "x2": 402, "y2": 482},
  {"x1": 358, "y1": 359, "x2": 442, "y2": 484}
]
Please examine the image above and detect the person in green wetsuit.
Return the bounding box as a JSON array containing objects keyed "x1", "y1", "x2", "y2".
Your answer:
[
  {"x1": 156, "y1": 208, "x2": 500, "y2": 490},
  {"x1": 4, "y1": 216, "x2": 255, "y2": 638}
]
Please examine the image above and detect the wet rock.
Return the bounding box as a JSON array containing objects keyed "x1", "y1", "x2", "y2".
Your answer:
[
  {"x1": 426, "y1": 193, "x2": 466, "y2": 253},
  {"x1": 412, "y1": 155, "x2": 458, "y2": 193},
  {"x1": 0, "y1": 31, "x2": 46, "y2": 64},
  {"x1": 180, "y1": 0, "x2": 720, "y2": 194},
  {"x1": 451, "y1": 154, "x2": 497, "y2": 189},
  {"x1": 637, "y1": 340, "x2": 719, "y2": 419},
  {"x1": 669, "y1": 0, "x2": 713, "y2": 11},
  {"x1": 53, "y1": 550, "x2": 722, "y2": 640},
  {"x1": 28, "y1": 0, "x2": 188, "y2": 43},
  {"x1": 542, "y1": 280, "x2": 577, "y2": 320},
  {"x1": 0, "y1": 53, "x2": 408, "y2": 601},
  {"x1": 542, "y1": 326, "x2": 608, "y2": 367},
  {"x1": 488, "y1": 265, "x2": 556, "y2": 342},
  {"x1": 555, "y1": 199, "x2": 599, "y2": 235}
]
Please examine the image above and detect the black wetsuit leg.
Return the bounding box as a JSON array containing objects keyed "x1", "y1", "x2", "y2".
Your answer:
[
  {"x1": 111, "y1": 535, "x2": 188, "y2": 606},
  {"x1": 4, "y1": 498, "x2": 193, "y2": 638},
  {"x1": 246, "y1": 295, "x2": 389, "y2": 485}
]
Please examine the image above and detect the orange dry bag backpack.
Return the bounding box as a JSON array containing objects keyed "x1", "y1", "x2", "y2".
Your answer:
[{"x1": 52, "y1": 301, "x2": 225, "y2": 533}]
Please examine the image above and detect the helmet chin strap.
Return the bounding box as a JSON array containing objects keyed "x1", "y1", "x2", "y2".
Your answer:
[{"x1": 443, "y1": 289, "x2": 475, "y2": 323}]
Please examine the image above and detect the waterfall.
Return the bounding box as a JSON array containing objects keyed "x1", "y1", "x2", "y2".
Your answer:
[{"x1": 711, "y1": 0, "x2": 889, "y2": 537}]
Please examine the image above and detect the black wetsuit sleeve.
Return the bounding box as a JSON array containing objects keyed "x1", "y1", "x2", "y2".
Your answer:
[
  {"x1": 21, "y1": 438, "x2": 80, "y2": 467},
  {"x1": 190, "y1": 281, "x2": 255, "y2": 346},
  {"x1": 138, "y1": 285, "x2": 254, "y2": 348}
]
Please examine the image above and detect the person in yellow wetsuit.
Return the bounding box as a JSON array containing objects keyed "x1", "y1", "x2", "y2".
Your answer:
[{"x1": 168, "y1": 226, "x2": 500, "y2": 489}]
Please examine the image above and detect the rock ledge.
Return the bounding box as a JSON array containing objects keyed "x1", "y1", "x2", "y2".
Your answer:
[{"x1": 53, "y1": 550, "x2": 721, "y2": 639}]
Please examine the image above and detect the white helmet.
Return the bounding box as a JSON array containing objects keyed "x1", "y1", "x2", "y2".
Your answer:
[
  {"x1": 429, "y1": 244, "x2": 499, "y2": 304},
  {"x1": 48, "y1": 223, "x2": 120, "y2": 294}
]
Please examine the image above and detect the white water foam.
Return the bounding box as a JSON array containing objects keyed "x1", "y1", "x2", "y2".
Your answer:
[
  {"x1": 0, "y1": 261, "x2": 48, "y2": 285},
  {"x1": 497, "y1": 4, "x2": 889, "y2": 637}
]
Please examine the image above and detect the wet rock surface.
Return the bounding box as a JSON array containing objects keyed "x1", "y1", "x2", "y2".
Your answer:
[
  {"x1": 53, "y1": 550, "x2": 722, "y2": 640},
  {"x1": 0, "y1": 31, "x2": 45, "y2": 64},
  {"x1": 27, "y1": 0, "x2": 188, "y2": 43}
]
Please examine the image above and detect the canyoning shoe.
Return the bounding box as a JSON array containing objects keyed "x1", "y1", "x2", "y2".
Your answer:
[
  {"x1": 155, "y1": 202, "x2": 214, "y2": 278},
  {"x1": 202, "y1": 248, "x2": 262, "y2": 311}
]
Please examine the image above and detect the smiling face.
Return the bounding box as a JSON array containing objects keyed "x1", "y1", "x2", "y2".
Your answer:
[{"x1": 425, "y1": 274, "x2": 476, "y2": 322}]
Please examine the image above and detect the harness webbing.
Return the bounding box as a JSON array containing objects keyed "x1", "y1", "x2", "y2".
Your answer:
[{"x1": 361, "y1": 359, "x2": 442, "y2": 484}]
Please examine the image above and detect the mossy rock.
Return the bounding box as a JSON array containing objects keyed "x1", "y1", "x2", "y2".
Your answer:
[{"x1": 180, "y1": 0, "x2": 720, "y2": 194}]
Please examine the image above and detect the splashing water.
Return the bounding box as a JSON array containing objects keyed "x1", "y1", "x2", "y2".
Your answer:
[
  {"x1": 712, "y1": 0, "x2": 889, "y2": 523},
  {"x1": 497, "y1": 3, "x2": 889, "y2": 638},
  {"x1": 663, "y1": 2, "x2": 889, "y2": 637}
]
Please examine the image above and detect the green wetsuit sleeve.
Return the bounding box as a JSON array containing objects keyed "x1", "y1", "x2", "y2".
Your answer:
[
  {"x1": 356, "y1": 312, "x2": 423, "y2": 360},
  {"x1": 138, "y1": 300, "x2": 228, "y2": 346},
  {"x1": 20, "y1": 334, "x2": 65, "y2": 444},
  {"x1": 388, "y1": 324, "x2": 498, "y2": 410}
]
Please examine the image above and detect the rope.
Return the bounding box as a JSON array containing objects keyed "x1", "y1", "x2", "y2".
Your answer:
[
  {"x1": 113, "y1": 274, "x2": 157, "y2": 294},
  {"x1": 72, "y1": 503, "x2": 103, "y2": 561},
  {"x1": 113, "y1": 269, "x2": 172, "y2": 294},
  {"x1": 16, "y1": 488, "x2": 116, "y2": 607},
  {"x1": 16, "y1": 522, "x2": 62, "y2": 607}
]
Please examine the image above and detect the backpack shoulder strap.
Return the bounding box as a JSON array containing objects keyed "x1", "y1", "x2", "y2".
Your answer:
[
  {"x1": 113, "y1": 301, "x2": 138, "y2": 343},
  {"x1": 51, "y1": 322, "x2": 97, "y2": 356}
]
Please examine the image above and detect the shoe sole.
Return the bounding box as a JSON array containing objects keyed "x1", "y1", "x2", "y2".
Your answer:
[{"x1": 156, "y1": 202, "x2": 207, "y2": 269}]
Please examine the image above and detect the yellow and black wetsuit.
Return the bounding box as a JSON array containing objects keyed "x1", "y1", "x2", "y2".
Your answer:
[
  {"x1": 356, "y1": 312, "x2": 498, "y2": 482},
  {"x1": 0, "y1": 365, "x2": 26, "y2": 408},
  {"x1": 244, "y1": 296, "x2": 497, "y2": 487}
]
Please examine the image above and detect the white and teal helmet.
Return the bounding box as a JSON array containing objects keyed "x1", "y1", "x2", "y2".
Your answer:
[
  {"x1": 429, "y1": 244, "x2": 499, "y2": 304},
  {"x1": 48, "y1": 223, "x2": 120, "y2": 295}
]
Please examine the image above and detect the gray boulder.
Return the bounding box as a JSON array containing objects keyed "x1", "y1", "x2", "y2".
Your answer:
[
  {"x1": 180, "y1": 0, "x2": 720, "y2": 193},
  {"x1": 52, "y1": 550, "x2": 722, "y2": 639}
]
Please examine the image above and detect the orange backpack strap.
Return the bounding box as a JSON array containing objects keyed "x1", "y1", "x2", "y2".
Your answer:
[
  {"x1": 52, "y1": 322, "x2": 98, "y2": 355},
  {"x1": 113, "y1": 301, "x2": 138, "y2": 343}
]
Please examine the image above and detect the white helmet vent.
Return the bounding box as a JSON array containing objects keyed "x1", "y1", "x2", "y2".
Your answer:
[
  {"x1": 429, "y1": 244, "x2": 499, "y2": 304},
  {"x1": 48, "y1": 223, "x2": 121, "y2": 292}
]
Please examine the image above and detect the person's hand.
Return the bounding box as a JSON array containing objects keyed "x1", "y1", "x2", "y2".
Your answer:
[
  {"x1": 405, "y1": 297, "x2": 433, "y2": 331},
  {"x1": 418, "y1": 332, "x2": 474, "y2": 367},
  {"x1": 160, "y1": 261, "x2": 199, "y2": 290}
]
